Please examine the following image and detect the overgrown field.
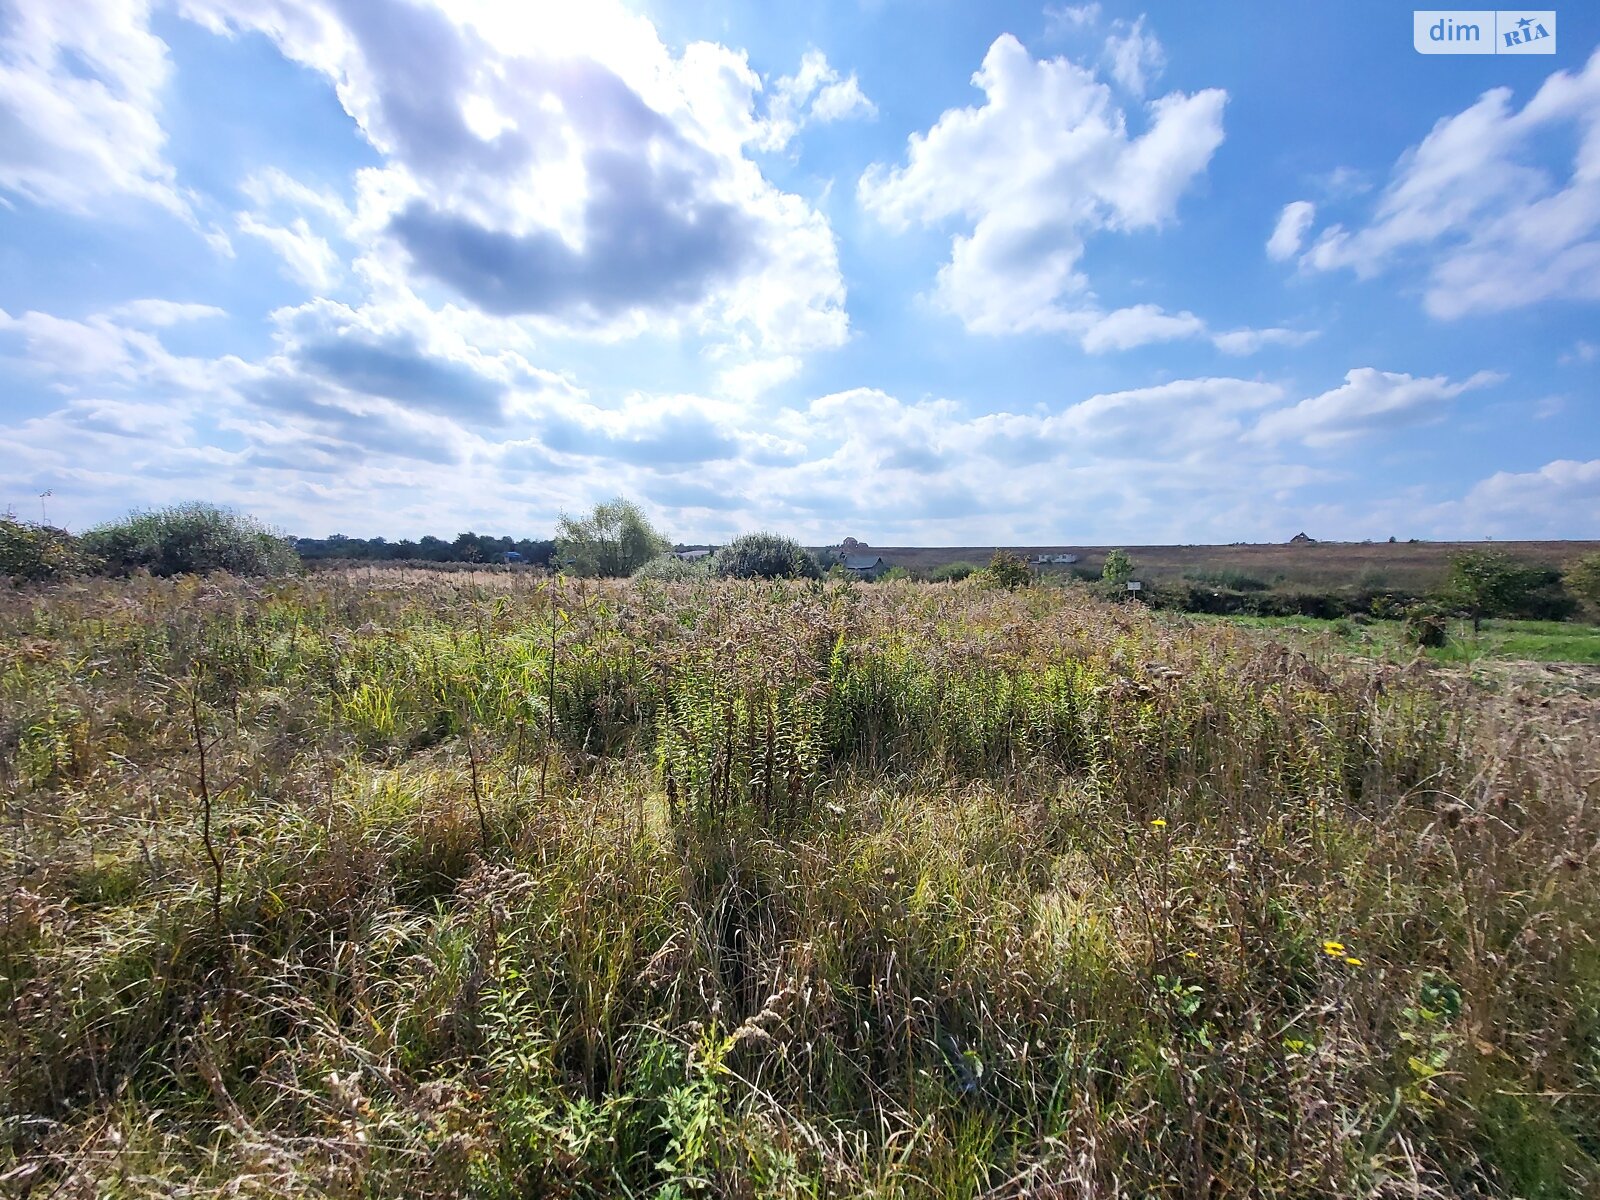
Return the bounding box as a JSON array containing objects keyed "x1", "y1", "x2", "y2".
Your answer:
[{"x1": 3, "y1": 571, "x2": 1598, "y2": 1198}]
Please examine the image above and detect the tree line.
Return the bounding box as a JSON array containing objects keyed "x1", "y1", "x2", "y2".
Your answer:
[{"x1": 293, "y1": 532, "x2": 557, "y2": 565}]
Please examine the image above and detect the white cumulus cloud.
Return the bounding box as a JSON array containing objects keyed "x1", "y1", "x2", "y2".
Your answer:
[
  {"x1": 858, "y1": 32, "x2": 1225, "y2": 348},
  {"x1": 759, "y1": 48, "x2": 877, "y2": 151},
  {"x1": 180, "y1": 0, "x2": 852, "y2": 364}
]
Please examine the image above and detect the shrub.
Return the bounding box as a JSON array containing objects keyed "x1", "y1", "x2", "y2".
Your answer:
[
  {"x1": 713, "y1": 533, "x2": 821, "y2": 580},
  {"x1": 1184, "y1": 568, "x2": 1269, "y2": 592},
  {"x1": 0, "y1": 517, "x2": 91, "y2": 584},
  {"x1": 1565, "y1": 552, "x2": 1600, "y2": 613},
  {"x1": 82, "y1": 503, "x2": 296, "y2": 577},
  {"x1": 1369, "y1": 592, "x2": 1409, "y2": 620},
  {"x1": 930, "y1": 561, "x2": 980, "y2": 583},
  {"x1": 978, "y1": 549, "x2": 1032, "y2": 589},
  {"x1": 1405, "y1": 607, "x2": 1449, "y2": 648},
  {"x1": 632, "y1": 553, "x2": 710, "y2": 583}
]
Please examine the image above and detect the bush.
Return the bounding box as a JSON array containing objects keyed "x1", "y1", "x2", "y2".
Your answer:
[
  {"x1": 1184, "y1": 568, "x2": 1269, "y2": 592},
  {"x1": 1564, "y1": 553, "x2": 1600, "y2": 613},
  {"x1": 1368, "y1": 592, "x2": 1409, "y2": 620},
  {"x1": 1405, "y1": 608, "x2": 1449, "y2": 648},
  {"x1": 713, "y1": 533, "x2": 821, "y2": 580},
  {"x1": 0, "y1": 517, "x2": 91, "y2": 584},
  {"x1": 978, "y1": 549, "x2": 1032, "y2": 589},
  {"x1": 632, "y1": 553, "x2": 710, "y2": 583},
  {"x1": 1144, "y1": 584, "x2": 1426, "y2": 621},
  {"x1": 82, "y1": 503, "x2": 297, "y2": 578},
  {"x1": 930, "y1": 560, "x2": 980, "y2": 583}
]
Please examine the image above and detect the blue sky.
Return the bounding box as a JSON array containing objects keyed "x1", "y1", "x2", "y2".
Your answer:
[{"x1": 1, "y1": 0, "x2": 1597, "y2": 543}]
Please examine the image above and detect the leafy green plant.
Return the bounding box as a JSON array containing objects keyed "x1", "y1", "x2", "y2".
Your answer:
[
  {"x1": 1184, "y1": 567, "x2": 1269, "y2": 592},
  {"x1": 1566, "y1": 552, "x2": 1600, "y2": 613},
  {"x1": 712, "y1": 532, "x2": 821, "y2": 580},
  {"x1": 930, "y1": 560, "x2": 981, "y2": 583},
  {"x1": 978, "y1": 548, "x2": 1032, "y2": 589},
  {"x1": 632, "y1": 552, "x2": 711, "y2": 582},
  {"x1": 0, "y1": 516, "x2": 91, "y2": 583},
  {"x1": 1405, "y1": 606, "x2": 1449, "y2": 648},
  {"x1": 82, "y1": 502, "x2": 296, "y2": 577},
  {"x1": 1101, "y1": 548, "x2": 1134, "y2": 586}
]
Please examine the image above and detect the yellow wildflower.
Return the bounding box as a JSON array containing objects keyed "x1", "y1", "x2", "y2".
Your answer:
[
  {"x1": 1344, "y1": 956, "x2": 1363, "y2": 966},
  {"x1": 1150, "y1": 818, "x2": 1167, "y2": 828},
  {"x1": 1322, "y1": 940, "x2": 1345, "y2": 956}
]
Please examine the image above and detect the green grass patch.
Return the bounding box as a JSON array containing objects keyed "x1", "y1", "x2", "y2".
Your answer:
[{"x1": 1191, "y1": 612, "x2": 1600, "y2": 665}]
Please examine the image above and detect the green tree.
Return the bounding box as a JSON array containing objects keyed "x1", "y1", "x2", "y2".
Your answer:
[
  {"x1": 451, "y1": 531, "x2": 488, "y2": 563},
  {"x1": 555, "y1": 498, "x2": 670, "y2": 577},
  {"x1": 713, "y1": 532, "x2": 821, "y2": 580},
  {"x1": 979, "y1": 549, "x2": 1032, "y2": 589},
  {"x1": 1437, "y1": 550, "x2": 1551, "y2": 632},
  {"x1": 1565, "y1": 552, "x2": 1600, "y2": 612},
  {"x1": 1101, "y1": 549, "x2": 1134, "y2": 586}
]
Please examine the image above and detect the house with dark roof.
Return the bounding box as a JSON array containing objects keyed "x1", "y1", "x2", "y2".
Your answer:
[{"x1": 841, "y1": 553, "x2": 888, "y2": 580}]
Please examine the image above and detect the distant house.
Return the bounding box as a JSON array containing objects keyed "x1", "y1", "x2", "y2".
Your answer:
[
  {"x1": 674, "y1": 548, "x2": 713, "y2": 561},
  {"x1": 842, "y1": 554, "x2": 888, "y2": 580},
  {"x1": 501, "y1": 550, "x2": 524, "y2": 563},
  {"x1": 1030, "y1": 553, "x2": 1080, "y2": 565},
  {"x1": 1289, "y1": 532, "x2": 1317, "y2": 544}
]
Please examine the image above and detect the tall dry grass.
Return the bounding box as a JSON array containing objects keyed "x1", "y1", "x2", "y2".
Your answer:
[{"x1": 1, "y1": 569, "x2": 1597, "y2": 1197}]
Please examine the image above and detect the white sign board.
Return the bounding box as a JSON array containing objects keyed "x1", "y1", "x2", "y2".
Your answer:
[{"x1": 1126, "y1": 581, "x2": 1142, "y2": 592}]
